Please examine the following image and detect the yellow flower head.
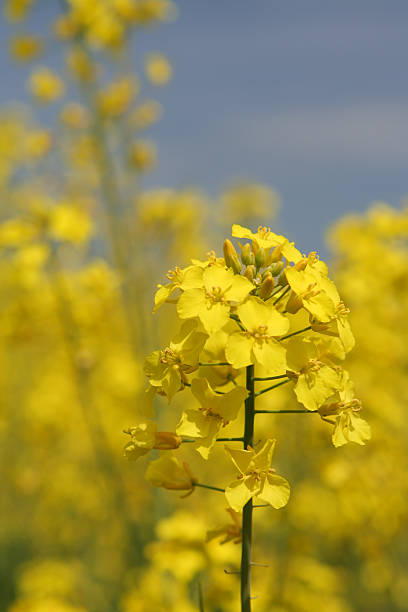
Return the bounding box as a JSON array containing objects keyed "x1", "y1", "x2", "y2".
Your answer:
[
  {"x1": 232, "y1": 223, "x2": 302, "y2": 264},
  {"x1": 286, "y1": 337, "x2": 343, "y2": 411},
  {"x1": 154, "y1": 264, "x2": 204, "y2": 312},
  {"x1": 144, "y1": 320, "x2": 207, "y2": 401},
  {"x1": 176, "y1": 377, "x2": 247, "y2": 459},
  {"x1": 319, "y1": 372, "x2": 371, "y2": 447},
  {"x1": 225, "y1": 296, "x2": 289, "y2": 373},
  {"x1": 177, "y1": 264, "x2": 253, "y2": 333},
  {"x1": 225, "y1": 439, "x2": 290, "y2": 512}
]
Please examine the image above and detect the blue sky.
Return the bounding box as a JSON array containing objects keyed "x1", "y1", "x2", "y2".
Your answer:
[{"x1": 1, "y1": 1, "x2": 408, "y2": 255}]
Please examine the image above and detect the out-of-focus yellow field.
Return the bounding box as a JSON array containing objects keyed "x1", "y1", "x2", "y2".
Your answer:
[{"x1": 1, "y1": 2, "x2": 408, "y2": 611}]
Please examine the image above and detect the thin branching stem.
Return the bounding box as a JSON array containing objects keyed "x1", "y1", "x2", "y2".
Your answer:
[
  {"x1": 255, "y1": 409, "x2": 313, "y2": 414},
  {"x1": 254, "y1": 379, "x2": 291, "y2": 397},
  {"x1": 194, "y1": 483, "x2": 225, "y2": 493},
  {"x1": 273, "y1": 285, "x2": 290, "y2": 305},
  {"x1": 280, "y1": 325, "x2": 312, "y2": 341},
  {"x1": 199, "y1": 362, "x2": 230, "y2": 366},
  {"x1": 253, "y1": 374, "x2": 288, "y2": 381}
]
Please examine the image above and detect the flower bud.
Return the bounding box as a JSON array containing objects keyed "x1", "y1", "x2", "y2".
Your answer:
[
  {"x1": 258, "y1": 275, "x2": 275, "y2": 299},
  {"x1": 243, "y1": 265, "x2": 256, "y2": 281},
  {"x1": 285, "y1": 291, "x2": 302, "y2": 314},
  {"x1": 278, "y1": 270, "x2": 288, "y2": 286},
  {"x1": 268, "y1": 261, "x2": 284, "y2": 276},
  {"x1": 255, "y1": 247, "x2": 266, "y2": 269},
  {"x1": 240, "y1": 243, "x2": 254, "y2": 266},
  {"x1": 270, "y1": 244, "x2": 284, "y2": 263},
  {"x1": 154, "y1": 432, "x2": 182, "y2": 450},
  {"x1": 223, "y1": 239, "x2": 241, "y2": 274}
]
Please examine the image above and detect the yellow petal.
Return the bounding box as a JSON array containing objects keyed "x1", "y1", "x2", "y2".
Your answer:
[
  {"x1": 199, "y1": 301, "x2": 230, "y2": 333},
  {"x1": 177, "y1": 288, "x2": 206, "y2": 320},
  {"x1": 225, "y1": 275, "x2": 253, "y2": 302},
  {"x1": 252, "y1": 340, "x2": 287, "y2": 375},
  {"x1": 258, "y1": 474, "x2": 290, "y2": 509},
  {"x1": 176, "y1": 409, "x2": 211, "y2": 438},
  {"x1": 225, "y1": 475, "x2": 260, "y2": 512},
  {"x1": 203, "y1": 265, "x2": 233, "y2": 292},
  {"x1": 253, "y1": 439, "x2": 276, "y2": 470},
  {"x1": 217, "y1": 386, "x2": 248, "y2": 422},
  {"x1": 225, "y1": 332, "x2": 254, "y2": 368},
  {"x1": 225, "y1": 446, "x2": 254, "y2": 474},
  {"x1": 153, "y1": 283, "x2": 173, "y2": 312}
]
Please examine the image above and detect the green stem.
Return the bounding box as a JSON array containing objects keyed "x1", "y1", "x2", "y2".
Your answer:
[
  {"x1": 241, "y1": 364, "x2": 255, "y2": 611},
  {"x1": 255, "y1": 409, "x2": 313, "y2": 414},
  {"x1": 280, "y1": 326, "x2": 312, "y2": 341},
  {"x1": 228, "y1": 374, "x2": 238, "y2": 386},
  {"x1": 216, "y1": 437, "x2": 244, "y2": 442},
  {"x1": 273, "y1": 285, "x2": 290, "y2": 305},
  {"x1": 230, "y1": 314, "x2": 245, "y2": 331},
  {"x1": 199, "y1": 362, "x2": 230, "y2": 366},
  {"x1": 194, "y1": 483, "x2": 225, "y2": 493},
  {"x1": 253, "y1": 374, "x2": 287, "y2": 381},
  {"x1": 254, "y1": 379, "x2": 290, "y2": 397}
]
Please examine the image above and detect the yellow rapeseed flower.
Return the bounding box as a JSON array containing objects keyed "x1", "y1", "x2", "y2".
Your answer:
[
  {"x1": 176, "y1": 377, "x2": 247, "y2": 458},
  {"x1": 177, "y1": 264, "x2": 253, "y2": 333},
  {"x1": 225, "y1": 439, "x2": 290, "y2": 512},
  {"x1": 10, "y1": 35, "x2": 43, "y2": 62},
  {"x1": 145, "y1": 52, "x2": 173, "y2": 85},
  {"x1": 225, "y1": 296, "x2": 289, "y2": 372},
  {"x1": 29, "y1": 67, "x2": 65, "y2": 104}
]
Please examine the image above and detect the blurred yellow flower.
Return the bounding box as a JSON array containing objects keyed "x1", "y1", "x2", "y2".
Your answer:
[
  {"x1": 29, "y1": 67, "x2": 65, "y2": 103},
  {"x1": 128, "y1": 140, "x2": 157, "y2": 171},
  {"x1": 145, "y1": 454, "x2": 196, "y2": 493},
  {"x1": 4, "y1": 0, "x2": 34, "y2": 22},
  {"x1": 130, "y1": 100, "x2": 162, "y2": 130},
  {"x1": 49, "y1": 203, "x2": 92, "y2": 244},
  {"x1": 9, "y1": 35, "x2": 43, "y2": 62},
  {"x1": 145, "y1": 52, "x2": 173, "y2": 85}
]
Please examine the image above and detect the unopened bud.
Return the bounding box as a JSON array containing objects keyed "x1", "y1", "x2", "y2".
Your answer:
[
  {"x1": 154, "y1": 432, "x2": 182, "y2": 450},
  {"x1": 223, "y1": 239, "x2": 241, "y2": 274},
  {"x1": 270, "y1": 244, "x2": 284, "y2": 263},
  {"x1": 243, "y1": 265, "x2": 256, "y2": 281},
  {"x1": 269, "y1": 261, "x2": 284, "y2": 276},
  {"x1": 262, "y1": 268, "x2": 273, "y2": 280},
  {"x1": 240, "y1": 243, "x2": 255, "y2": 266},
  {"x1": 278, "y1": 270, "x2": 288, "y2": 286},
  {"x1": 258, "y1": 275, "x2": 275, "y2": 299},
  {"x1": 285, "y1": 291, "x2": 302, "y2": 314},
  {"x1": 255, "y1": 247, "x2": 266, "y2": 269}
]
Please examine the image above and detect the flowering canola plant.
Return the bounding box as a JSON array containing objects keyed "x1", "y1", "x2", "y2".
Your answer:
[{"x1": 125, "y1": 224, "x2": 370, "y2": 610}]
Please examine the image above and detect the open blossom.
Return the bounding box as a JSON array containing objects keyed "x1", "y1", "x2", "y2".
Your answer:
[
  {"x1": 176, "y1": 377, "x2": 247, "y2": 459},
  {"x1": 225, "y1": 439, "x2": 290, "y2": 512},
  {"x1": 232, "y1": 224, "x2": 302, "y2": 263},
  {"x1": 226, "y1": 296, "x2": 289, "y2": 373},
  {"x1": 144, "y1": 320, "x2": 207, "y2": 401},
  {"x1": 177, "y1": 264, "x2": 253, "y2": 332},
  {"x1": 153, "y1": 264, "x2": 203, "y2": 312},
  {"x1": 319, "y1": 372, "x2": 371, "y2": 447},
  {"x1": 286, "y1": 336, "x2": 343, "y2": 411}
]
